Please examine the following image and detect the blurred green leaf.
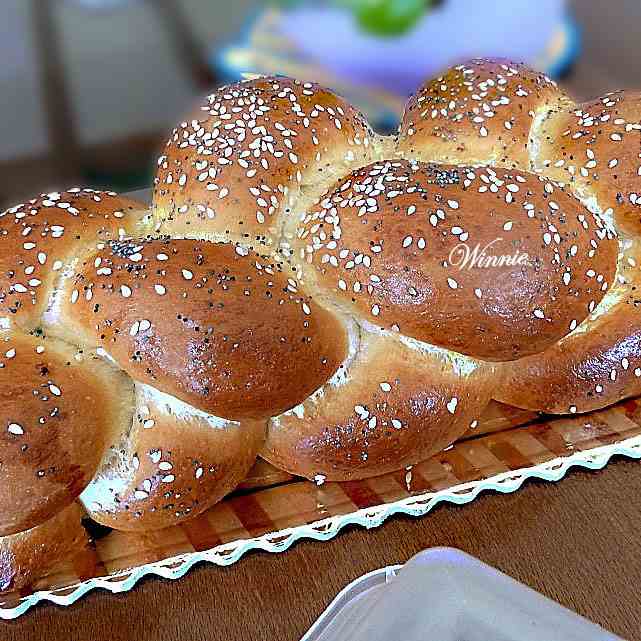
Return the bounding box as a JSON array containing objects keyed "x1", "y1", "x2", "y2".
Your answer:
[
  {"x1": 268, "y1": 0, "x2": 430, "y2": 37},
  {"x1": 353, "y1": 0, "x2": 427, "y2": 36}
]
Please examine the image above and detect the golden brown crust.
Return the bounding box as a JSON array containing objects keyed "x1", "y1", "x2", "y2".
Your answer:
[
  {"x1": 5, "y1": 61, "x2": 641, "y2": 586},
  {"x1": 496, "y1": 303, "x2": 641, "y2": 413},
  {"x1": 0, "y1": 331, "x2": 132, "y2": 535},
  {"x1": 533, "y1": 91, "x2": 641, "y2": 235},
  {"x1": 0, "y1": 190, "x2": 147, "y2": 329},
  {"x1": 57, "y1": 239, "x2": 347, "y2": 420},
  {"x1": 152, "y1": 76, "x2": 377, "y2": 246},
  {"x1": 82, "y1": 384, "x2": 265, "y2": 530},
  {"x1": 0, "y1": 502, "x2": 87, "y2": 592},
  {"x1": 262, "y1": 326, "x2": 494, "y2": 481},
  {"x1": 496, "y1": 241, "x2": 641, "y2": 413},
  {"x1": 398, "y1": 58, "x2": 570, "y2": 169},
  {"x1": 294, "y1": 159, "x2": 617, "y2": 361}
]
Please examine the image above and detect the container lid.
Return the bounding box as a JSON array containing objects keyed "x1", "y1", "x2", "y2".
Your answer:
[{"x1": 302, "y1": 547, "x2": 622, "y2": 641}]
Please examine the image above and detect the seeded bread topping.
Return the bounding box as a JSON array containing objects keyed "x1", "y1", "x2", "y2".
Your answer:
[{"x1": 2, "y1": 58, "x2": 641, "y2": 590}]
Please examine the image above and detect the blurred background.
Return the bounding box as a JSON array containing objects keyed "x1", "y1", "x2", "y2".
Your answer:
[{"x1": 0, "y1": 0, "x2": 639, "y2": 208}]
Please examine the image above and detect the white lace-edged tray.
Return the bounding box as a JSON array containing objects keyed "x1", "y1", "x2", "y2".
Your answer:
[{"x1": 3, "y1": 398, "x2": 641, "y2": 619}]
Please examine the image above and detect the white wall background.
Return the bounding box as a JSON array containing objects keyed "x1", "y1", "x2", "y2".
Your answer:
[
  {"x1": 0, "y1": 0, "x2": 255, "y2": 161},
  {"x1": 0, "y1": 1, "x2": 48, "y2": 160}
]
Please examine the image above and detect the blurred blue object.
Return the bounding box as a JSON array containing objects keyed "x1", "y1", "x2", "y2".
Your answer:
[
  {"x1": 217, "y1": 1, "x2": 580, "y2": 131},
  {"x1": 278, "y1": 0, "x2": 573, "y2": 95}
]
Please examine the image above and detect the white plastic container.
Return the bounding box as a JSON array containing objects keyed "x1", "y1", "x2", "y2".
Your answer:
[{"x1": 302, "y1": 548, "x2": 623, "y2": 641}]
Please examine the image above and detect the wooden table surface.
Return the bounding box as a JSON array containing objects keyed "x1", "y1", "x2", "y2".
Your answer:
[
  {"x1": 6, "y1": 1, "x2": 641, "y2": 639},
  {"x1": 5, "y1": 461, "x2": 641, "y2": 640}
]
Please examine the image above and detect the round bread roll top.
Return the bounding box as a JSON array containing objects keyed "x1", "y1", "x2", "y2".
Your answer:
[
  {"x1": 397, "y1": 58, "x2": 570, "y2": 169},
  {"x1": 262, "y1": 325, "x2": 494, "y2": 481},
  {"x1": 532, "y1": 91, "x2": 641, "y2": 235},
  {"x1": 0, "y1": 190, "x2": 147, "y2": 330},
  {"x1": 82, "y1": 383, "x2": 265, "y2": 530},
  {"x1": 294, "y1": 158, "x2": 617, "y2": 361},
  {"x1": 0, "y1": 331, "x2": 132, "y2": 536},
  {"x1": 56, "y1": 238, "x2": 347, "y2": 420},
  {"x1": 152, "y1": 76, "x2": 378, "y2": 248}
]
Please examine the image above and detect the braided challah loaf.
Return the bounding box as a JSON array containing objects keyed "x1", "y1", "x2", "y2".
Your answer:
[{"x1": 1, "y1": 58, "x2": 640, "y2": 590}]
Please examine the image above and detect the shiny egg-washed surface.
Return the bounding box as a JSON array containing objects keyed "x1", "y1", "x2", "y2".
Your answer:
[{"x1": 1, "y1": 58, "x2": 640, "y2": 590}]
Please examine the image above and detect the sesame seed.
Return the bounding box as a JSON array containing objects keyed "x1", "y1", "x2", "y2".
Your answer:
[{"x1": 447, "y1": 397, "x2": 458, "y2": 414}]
